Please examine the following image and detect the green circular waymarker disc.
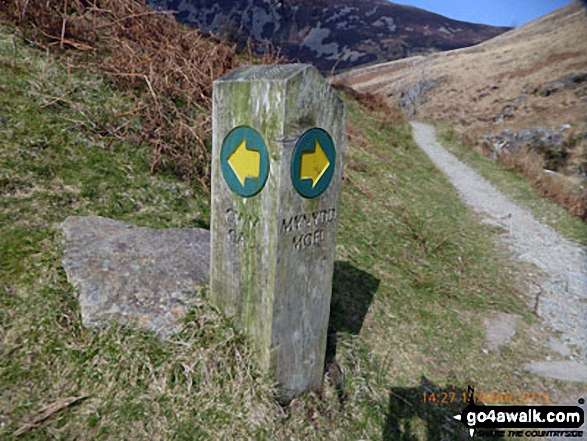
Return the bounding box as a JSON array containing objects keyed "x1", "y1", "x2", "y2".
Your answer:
[
  {"x1": 291, "y1": 128, "x2": 336, "y2": 199},
  {"x1": 220, "y1": 126, "x2": 269, "y2": 198}
]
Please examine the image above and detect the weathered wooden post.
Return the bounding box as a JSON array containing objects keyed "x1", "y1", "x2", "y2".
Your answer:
[{"x1": 211, "y1": 64, "x2": 345, "y2": 401}]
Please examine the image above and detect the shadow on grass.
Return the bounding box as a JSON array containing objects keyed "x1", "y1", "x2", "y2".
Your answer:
[
  {"x1": 326, "y1": 260, "x2": 379, "y2": 365},
  {"x1": 384, "y1": 377, "x2": 504, "y2": 440}
]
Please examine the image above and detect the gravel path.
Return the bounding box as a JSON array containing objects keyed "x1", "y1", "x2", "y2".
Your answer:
[{"x1": 410, "y1": 122, "x2": 587, "y2": 361}]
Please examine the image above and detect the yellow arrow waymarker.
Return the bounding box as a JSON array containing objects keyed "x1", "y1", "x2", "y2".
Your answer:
[
  {"x1": 228, "y1": 139, "x2": 261, "y2": 186},
  {"x1": 300, "y1": 140, "x2": 330, "y2": 188}
]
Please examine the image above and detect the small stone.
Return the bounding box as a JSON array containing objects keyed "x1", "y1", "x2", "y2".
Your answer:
[
  {"x1": 548, "y1": 337, "x2": 572, "y2": 356},
  {"x1": 523, "y1": 361, "x2": 587, "y2": 383},
  {"x1": 483, "y1": 313, "x2": 520, "y2": 353}
]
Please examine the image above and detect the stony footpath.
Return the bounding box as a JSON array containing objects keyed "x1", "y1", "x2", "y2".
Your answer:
[{"x1": 410, "y1": 121, "x2": 587, "y2": 383}]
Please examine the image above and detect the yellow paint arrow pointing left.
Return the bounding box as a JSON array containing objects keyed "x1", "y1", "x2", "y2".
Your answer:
[
  {"x1": 228, "y1": 140, "x2": 261, "y2": 186},
  {"x1": 300, "y1": 140, "x2": 330, "y2": 188}
]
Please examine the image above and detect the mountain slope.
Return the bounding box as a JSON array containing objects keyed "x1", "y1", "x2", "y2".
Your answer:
[
  {"x1": 338, "y1": 2, "x2": 586, "y2": 138},
  {"x1": 147, "y1": 0, "x2": 509, "y2": 73},
  {"x1": 4, "y1": 21, "x2": 587, "y2": 438},
  {"x1": 337, "y1": 2, "x2": 587, "y2": 216}
]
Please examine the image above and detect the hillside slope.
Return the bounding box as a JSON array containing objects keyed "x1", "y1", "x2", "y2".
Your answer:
[
  {"x1": 340, "y1": 2, "x2": 586, "y2": 134},
  {"x1": 338, "y1": 1, "x2": 587, "y2": 216},
  {"x1": 4, "y1": 24, "x2": 587, "y2": 439},
  {"x1": 340, "y1": 2, "x2": 586, "y2": 136},
  {"x1": 147, "y1": 0, "x2": 509, "y2": 73}
]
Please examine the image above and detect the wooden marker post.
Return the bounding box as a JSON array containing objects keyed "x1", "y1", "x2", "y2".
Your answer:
[{"x1": 211, "y1": 64, "x2": 346, "y2": 401}]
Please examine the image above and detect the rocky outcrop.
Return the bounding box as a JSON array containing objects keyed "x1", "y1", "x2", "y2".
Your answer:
[
  {"x1": 61, "y1": 216, "x2": 210, "y2": 336},
  {"x1": 539, "y1": 72, "x2": 587, "y2": 97},
  {"x1": 484, "y1": 126, "x2": 565, "y2": 154},
  {"x1": 397, "y1": 77, "x2": 441, "y2": 117},
  {"x1": 483, "y1": 126, "x2": 573, "y2": 171},
  {"x1": 147, "y1": 0, "x2": 509, "y2": 73}
]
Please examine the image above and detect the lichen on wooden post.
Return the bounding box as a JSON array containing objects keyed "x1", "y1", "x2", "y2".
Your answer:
[{"x1": 211, "y1": 64, "x2": 346, "y2": 401}]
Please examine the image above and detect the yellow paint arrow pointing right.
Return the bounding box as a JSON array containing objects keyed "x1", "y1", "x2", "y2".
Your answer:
[
  {"x1": 300, "y1": 140, "x2": 330, "y2": 188},
  {"x1": 228, "y1": 139, "x2": 261, "y2": 186}
]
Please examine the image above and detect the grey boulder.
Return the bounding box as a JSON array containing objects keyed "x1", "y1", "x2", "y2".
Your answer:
[{"x1": 61, "y1": 216, "x2": 210, "y2": 336}]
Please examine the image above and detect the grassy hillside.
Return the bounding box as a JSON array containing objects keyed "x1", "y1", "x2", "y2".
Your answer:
[
  {"x1": 1, "y1": 26, "x2": 584, "y2": 440},
  {"x1": 338, "y1": 1, "x2": 587, "y2": 220},
  {"x1": 339, "y1": 2, "x2": 587, "y2": 139}
]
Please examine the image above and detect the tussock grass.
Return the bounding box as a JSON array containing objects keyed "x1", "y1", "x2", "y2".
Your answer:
[
  {"x1": 499, "y1": 146, "x2": 586, "y2": 220},
  {"x1": 2, "y1": 27, "x2": 585, "y2": 440}
]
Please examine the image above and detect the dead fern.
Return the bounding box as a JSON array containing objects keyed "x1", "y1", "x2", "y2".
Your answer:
[{"x1": 1, "y1": 0, "x2": 285, "y2": 192}]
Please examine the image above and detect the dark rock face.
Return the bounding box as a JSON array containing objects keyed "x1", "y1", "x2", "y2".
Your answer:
[
  {"x1": 398, "y1": 77, "x2": 442, "y2": 117},
  {"x1": 484, "y1": 127, "x2": 566, "y2": 156},
  {"x1": 61, "y1": 216, "x2": 210, "y2": 336},
  {"x1": 483, "y1": 126, "x2": 585, "y2": 175},
  {"x1": 147, "y1": 0, "x2": 510, "y2": 73},
  {"x1": 540, "y1": 72, "x2": 587, "y2": 97}
]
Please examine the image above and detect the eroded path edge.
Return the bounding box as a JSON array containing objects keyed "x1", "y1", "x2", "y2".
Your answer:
[{"x1": 410, "y1": 121, "x2": 587, "y2": 370}]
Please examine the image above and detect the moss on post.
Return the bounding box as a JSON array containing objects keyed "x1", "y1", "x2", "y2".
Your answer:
[{"x1": 211, "y1": 64, "x2": 346, "y2": 401}]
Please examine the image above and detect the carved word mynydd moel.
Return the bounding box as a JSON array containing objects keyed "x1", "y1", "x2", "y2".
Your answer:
[{"x1": 281, "y1": 208, "x2": 336, "y2": 251}]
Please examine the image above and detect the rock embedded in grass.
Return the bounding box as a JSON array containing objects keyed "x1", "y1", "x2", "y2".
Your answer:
[
  {"x1": 61, "y1": 216, "x2": 210, "y2": 336},
  {"x1": 523, "y1": 361, "x2": 587, "y2": 383},
  {"x1": 483, "y1": 313, "x2": 520, "y2": 353}
]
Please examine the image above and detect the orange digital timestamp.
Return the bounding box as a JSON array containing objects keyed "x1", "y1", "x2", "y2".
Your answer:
[{"x1": 422, "y1": 391, "x2": 551, "y2": 405}]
